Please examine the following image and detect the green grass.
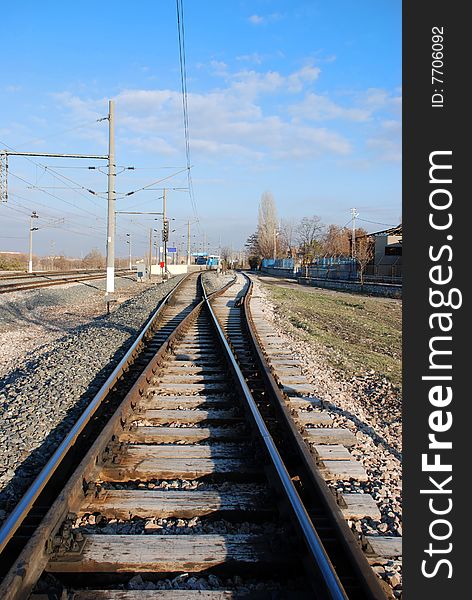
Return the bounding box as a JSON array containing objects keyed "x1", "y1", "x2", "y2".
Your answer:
[{"x1": 264, "y1": 284, "x2": 402, "y2": 390}]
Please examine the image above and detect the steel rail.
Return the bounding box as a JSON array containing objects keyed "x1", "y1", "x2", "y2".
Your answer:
[
  {"x1": 0, "y1": 269, "x2": 130, "y2": 281},
  {"x1": 202, "y1": 279, "x2": 348, "y2": 600},
  {"x1": 241, "y1": 273, "x2": 388, "y2": 599},
  {"x1": 0, "y1": 273, "x2": 190, "y2": 554},
  {"x1": 0, "y1": 270, "x2": 132, "y2": 293}
]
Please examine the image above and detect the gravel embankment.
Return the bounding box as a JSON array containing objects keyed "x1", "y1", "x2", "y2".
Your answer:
[
  {"x1": 0, "y1": 275, "x2": 149, "y2": 379},
  {"x1": 201, "y1": 271, "x2": 235, "y2": 294},
  {"x1": 251, "y1": 276, "x2": 402, "y2": 595},
  {"x1": 0, "y1": 275, "x2": 184, "y2": 522}
]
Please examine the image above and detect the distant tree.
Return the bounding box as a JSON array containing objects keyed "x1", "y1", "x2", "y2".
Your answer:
[
  {"x1": 356, "y1": 235, "x2": 375, "y2": 286},
  {"x1": 279, "y1": 218, "x2": 296, "y2": 258},
  {"x1": 82, "y1": 248, "x2": 105, "y2": 269},
  {"x1": 245, "y1": 232, "x2": 262, "y2": 269},
  {"x1": 296, "y1": 215, "x2": 324, "y2": 264},
  {"x1": 322, "y1": 224, "x2": 351, "y2": 257},
  {"x1": 257, "y1": 192, "x2": 279, "y2": 259},
  {"x1": 0, "y1": 253, "x2": 26, "y2": 271},
  {"x1": 220, "y1": 246, "x2": 232, "y2": 272}
]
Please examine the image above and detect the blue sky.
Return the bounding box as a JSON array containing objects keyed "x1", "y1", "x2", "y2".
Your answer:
[{"x1": 1, "y1": 0, "x2": 401, "y2": 258}]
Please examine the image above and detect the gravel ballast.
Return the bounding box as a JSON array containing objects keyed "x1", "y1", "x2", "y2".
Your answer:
[
  {"x1": 201, "y1": 271, "x2": 235, "y2": 294},
  {"x1": 250, "y1": 275, "x2": 402, "y2": 595},
  {"x1": 0, "y1": 275, "x2": 185, "y2": 522}
]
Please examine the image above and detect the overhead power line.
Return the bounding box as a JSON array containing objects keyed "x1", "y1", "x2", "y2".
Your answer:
[{"x1": 176, "y1": 0, "x2": 200, "y2": 229}]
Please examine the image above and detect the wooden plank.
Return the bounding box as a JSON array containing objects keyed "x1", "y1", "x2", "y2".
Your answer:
[
  {"x1": 295, "y1": 411, "x2": 333, "y2": 426},
  {"x1": 120, "y1": 426, "x2": 245, "y2": 444},
  {"x1": 306, "y1": 428, "x2": 357, "y2": 447},
  {"x1": 79, "y1": 488, "x2": 269, "y2": 519},
  {"x1": 365, "y1": 536, "x2": 402, "y2": 558},
  {"x1": 271, "y1": 367, "x2": 303, "y2": 378},
  {"x1": 278, "y1": 376, "x2": 309, "y2": 385},
  {"x1": 281, "y1": 383, "x2": 315, "y2": 395},
  {"x1": 174, "y1": 353, "x2": 219, "y2": 361},
  {"x1": 69, "y1": 591, "x2": 242, "y2": 599},
  {"x1": 165, "y1": 365, "x2": 222, "y2": 373},
  {"x1": 153, "y1": 382, "x2": 228, "y2": 393},
  {"x1": 321, "y1": 460, "x2": 368, "y2": 482},
  {"x1": 100, "y1": 456, "x2": 257, "y2": 481},
  {"x1": 265, "y1": 349, "x2": 293, "y2": 356},
  {"x1": 288, "y1": 399, "x2": 322, "y2": 410},
  {"x1": 140, "y1": 396, "x2": 233, "y2": 409},
  {"x1": 269, "y1": 359, "x2": 301, "y2": 366},
  {"x1": 47, "y1": 534, "x2": 288, "y2": 573},
  {"x1": 158, "y1": 374, "x2": 226, "y2": 383},
  {"x1": 340, "y1": 494, "x2": 381, "y2": 520},
  {"x1": 132, "y1": 409, "x2": 240, "y2": 424},
  {"x1": 119, "y1": 444, "x2": 248, "y2": 460},
  {"x1": 312, "y1": 444, "x2": 353, "y2": 461}
]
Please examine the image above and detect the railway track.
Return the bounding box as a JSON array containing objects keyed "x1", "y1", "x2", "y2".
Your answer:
[
  {"x1": 0, "y1": 272, "x2": 388, "y2": 599},
  {"x1": 0, "y1": 269, "x2": 133, "y2": 294}
]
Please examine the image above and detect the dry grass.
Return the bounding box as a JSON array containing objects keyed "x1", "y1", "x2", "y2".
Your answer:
[{"x1": 263, "y1": 283, "x2": 402, "y2": 390}]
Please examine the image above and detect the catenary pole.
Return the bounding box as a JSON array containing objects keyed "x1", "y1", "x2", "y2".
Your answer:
[
  {"x1": 163, "y1": 188, "x2": 167, "y2": 276},
  {"x1": 149, "y1": 228, "x2": 153, "y2": 278},
  {"x1": 187, "y1": 220, "x2": 191, "y2": 265},
  {"x1": 351, "y1": 207, "x2": 357, "y2": 258},
  {"x1": 106, "y1": 100, "x2": 116, "y2": 294},
  {"x1": 28, "y1": 212, "x2": 39, "y2": 273}
]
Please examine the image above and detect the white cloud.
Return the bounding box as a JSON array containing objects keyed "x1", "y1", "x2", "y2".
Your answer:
[
  {"x1": 289, "y1": 92, "x2": 371, "y2": 122},
  {"x1": 366, "y1": 120, "x2": 401, "y2": 161},
  {"x1": 52, "y1": 64, "x2": 356, "y2": 165},
  {"x1": 248, "y1": 14, "x2": 264, "y2": 25},
  {"x1": 229, "y1": 65, "x2": 320, "y2": 97},
  {"x1": 248, "y1": 13, "x2": 283, "y2": 25},
  {"x1": 236, "y1": 53, "x2": 263, "y2": 65}
]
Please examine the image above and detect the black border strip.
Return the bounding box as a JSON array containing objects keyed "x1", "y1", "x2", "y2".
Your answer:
[{"x1": 404, "y1": 3, "x2": 467, "y2": 597}]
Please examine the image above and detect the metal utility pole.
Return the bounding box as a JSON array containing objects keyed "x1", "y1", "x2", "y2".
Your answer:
[
  {"x1": 106, "y1": 100, "x2": 116, "y2": 294},
  {"x1": 163, "y1": 188, "x2": 168, "y2": 276},
  {"x1": 126, "y1": 233, "x2": 132, "y2": 270},
  {"x1": 0, "y1": 153, "x2": 7, "y2": 204},
  {"x1": 50, "y1": 240, "x2": 55, "y2": 271},
  {"x1": 149, "y1": 228, "x2": 153, "y2": 278},
  {"x1": 187, "y1": 220, "x2": 191, "y2": 265},
  {"x1": 273, "y1": 228, "x2": 278, "y2": 260},
  {"x1": 351, "y1": 207, "x2": 358, "y2": 258},
  {"x1": 28, "y1": 211, "x2": 39, "y2": 273}
]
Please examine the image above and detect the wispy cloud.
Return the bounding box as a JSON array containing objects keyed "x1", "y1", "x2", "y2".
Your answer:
[
  {"x1": 248, "y1": 14, "x2": 264, "y2": 25},
  {"x1": 248, "y1": 13, "x2": 284, "y2": 26},
  {"x1": 366, "y1": 119, "x2": 401, "y2": 162},
  {"x1": 4, "y1": 85, "x2": 22, "y2": 93},
  {"x1": 236, "y1": 53, "x2": 263, "y2": 65},
  {"x1": 52, "y1": 62, "x2": 401, "y2": 168}
]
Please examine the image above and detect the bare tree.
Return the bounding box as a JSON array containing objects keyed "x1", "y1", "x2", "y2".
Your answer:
[
  {"x1": 322, "y1": 224, "x2": 351, "y2": 257},
  {"x1": 257, "y1": 192, "x2": 279, "y2": 258},
  {"x1": 279, "y1": 218, "x2": 296, "y2": 258},
  {"x1": 82, "y1": 248, "x2": 105, "y2": 269},
  {"x1": 220, "y1": 246, "x2": 232, "y2": 273},
  {"x1": 245, "y1": 232, "x2": 262, "y2": 269},
  {"x1": 296, "y1": 215, "x2": 324, "y2": 264},
  {"x1": 356, "y1": 236, "x2": 374, "y2": 286}
]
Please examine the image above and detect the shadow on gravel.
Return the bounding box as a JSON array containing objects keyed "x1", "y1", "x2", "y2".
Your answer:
[
  {"x1": 0, "y1": 294, "x2": 190, "y2": 523},
  {"x1": 322, "y1": 401, "x2": 402, "y2": 461},
  {"x1": 0, "y1": 315, "x2": 138, "y2": 388}
]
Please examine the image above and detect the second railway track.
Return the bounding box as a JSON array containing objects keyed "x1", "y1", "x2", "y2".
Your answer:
[
  {"x1": 0, "y1": 272, "x2": 388, "y2": 599},
  {"x1": 0, "y1": 269, "x2": 133, "y2": 294}
]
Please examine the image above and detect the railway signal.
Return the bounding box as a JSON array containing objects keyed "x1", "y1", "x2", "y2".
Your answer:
[
  {"x1": 162, "y1": 219, "x2": 169, "y2": 242},
  {"x1": 28, "y1": 211, "x2": 39, "y2": 273}
]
